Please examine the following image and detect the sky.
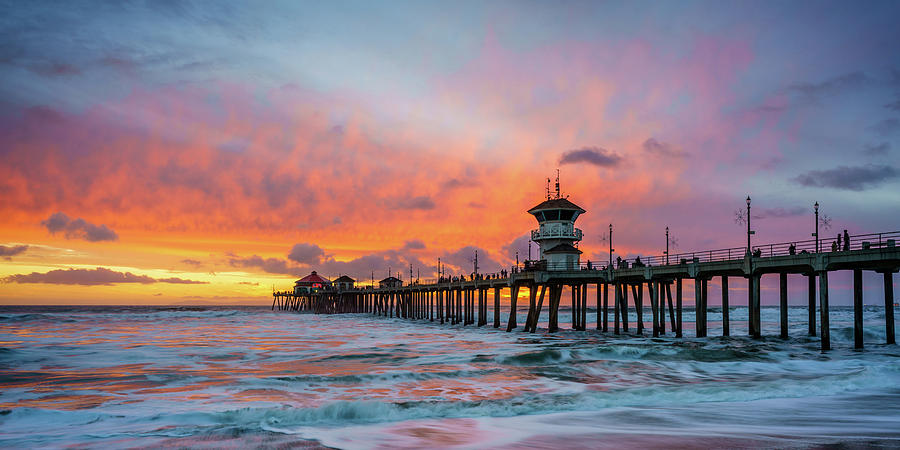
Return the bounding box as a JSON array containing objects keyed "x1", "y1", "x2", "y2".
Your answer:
[{"x1": 1, "y1": 0, "x2": 899, "y2": 305}]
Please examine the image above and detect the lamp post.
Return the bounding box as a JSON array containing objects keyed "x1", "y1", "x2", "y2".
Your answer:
[
  {"x1": 746, "y1": 196, "x2": 752, "y2": 255},
  {"x1": 665, "y1": 226, "x2": 670, "y2": 265},
  {"x1": 608, "y1": 223, "x2": 614, "y2": 268},
  {"x1": 814, "y1": 201, "x2": 819, "y2": 253}
]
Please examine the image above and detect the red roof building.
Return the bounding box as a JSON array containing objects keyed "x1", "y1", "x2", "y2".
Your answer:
[{"x1": 294, "y1": 271, "x2": 330, "y2": 291}]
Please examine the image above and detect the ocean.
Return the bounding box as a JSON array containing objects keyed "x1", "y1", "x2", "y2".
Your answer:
[{"x1": 1, "y1": 304, "x2": 899, "y2": 448}]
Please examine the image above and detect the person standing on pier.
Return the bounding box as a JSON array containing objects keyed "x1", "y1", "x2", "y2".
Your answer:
[{"x1": 843, "y1": 230, "x2": 850, "y2": 251}]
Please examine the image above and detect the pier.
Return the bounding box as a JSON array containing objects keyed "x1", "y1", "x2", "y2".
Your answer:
[{"x1": 273, "y1": 182, "x2": 898, "y2": 351}]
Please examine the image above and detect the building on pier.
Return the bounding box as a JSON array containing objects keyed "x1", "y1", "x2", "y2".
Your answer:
[
  {"x1": 528, "y1": 177, "x2": 586, "y2": 270},
  {"x1": 379, "y1": 276, "x2": 402, "y2": 288},
  {"x1": 294, "y1": 271, "x2": 330, "y2": 295},
  {"x1": 333, "y1": 275, "x2": 355, "y2": 290}
]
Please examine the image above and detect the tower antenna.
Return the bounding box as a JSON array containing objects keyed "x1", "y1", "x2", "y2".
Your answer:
[
  {"x1": 555, "y1": 169, "x2": 560, "y2": 199},
  {"x1": 546, "y1": 177, "x2": 551, "y2": 200}
]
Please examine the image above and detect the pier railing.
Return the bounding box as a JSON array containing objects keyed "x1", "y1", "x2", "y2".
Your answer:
[{"x1": 512, "y1": 230, "x2": 900, "y2": 271}]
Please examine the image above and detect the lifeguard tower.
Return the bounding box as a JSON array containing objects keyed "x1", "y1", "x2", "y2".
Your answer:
[{"x1": 528, "y1": 172, "x2": 585, "y2": 270}]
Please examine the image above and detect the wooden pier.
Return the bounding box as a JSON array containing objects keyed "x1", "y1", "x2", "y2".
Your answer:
[{"x1": 274, "y1": 231, "x2": 899, "y2": 351}]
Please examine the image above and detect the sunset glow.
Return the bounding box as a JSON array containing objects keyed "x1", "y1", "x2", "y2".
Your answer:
[{"x1": 2, "y1": 2, "x2": 898, "y2": 304}]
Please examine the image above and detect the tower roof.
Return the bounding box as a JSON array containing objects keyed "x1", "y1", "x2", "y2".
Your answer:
[
  {"x1": 334, "y1": 275, "x2": 355, "y2": 283},
  {"x1": 296, "y1": 271, "x2": 330, "y2": 284},
  {"x1": 543, "y1": 243, "x2": 583, "y2": 254},
  {"x1": 527, "y1": 198, "x2": 586, "y2": 214}
]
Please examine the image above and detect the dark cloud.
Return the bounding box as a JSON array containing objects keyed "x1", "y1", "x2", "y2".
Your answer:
[
  {"x1": 787, "y1": 71, "x2": 869, "y2": 105},
  {"x1": 440, "y1": 246, "x2": 504, "y2": 275},
  {"x1": 559, "y1": 146, "x2": 622, "y2": 167},
  {"x1": 501, "y1": 234, "x2": 531, "y2": 261},
  {"x1": 41, "y1": 212, "x2": 118, "y2": 242},
  {"x1": 869, "y1": 118, "x2": 900, "y2": 136},
  {"x1": 238, "y1": 281, "x2": 259, "y2": 286},
  {"x1": 229, "y1": 255, "x2": 298, "y2": 276},
  {"x1": 28, "y1": 62, "x2": 81, "y2": 77},
  {"x1": 403, "y1": 240, "x2": 426, "y2": 250},
  {"x1": 1, "y1": 267, "x2": 207, "y2": 285},
  {"x1": 390, "y1": 196, "x2": 435, "y2": 210},
  {"x1": 181, "y1": 258, "x2": 203, "y2": 267},
  {"x1": 642, "y1": 138, "x2": 688, "y2": 158},
  {"x1": 885, "y1": 97, "x2": 900, "y2": 112},
  {"x1": 792, "y1": 165, "x2": 899, "y2": 191},
  {"x1": 863, "y1": 142, "x2": 891, "y2": 156},
  {"x1": 442, "y1": 178, "x2": 464, "y2": 189},
  {"x1": 0, "y1": 244, "x2": 28, "y2": 260},
  {"x1": 753, "y1": 207, "x2": 806, "y2": 219},
  {"x1": 287, "y1": 243, "x2": 325, "y2": 265}
]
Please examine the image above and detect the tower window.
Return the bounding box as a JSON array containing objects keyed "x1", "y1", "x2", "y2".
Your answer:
[
  {"x1": 543, "y1": 210, "x2": 559, "y2": 220},
  {"x1": 559, "y1": 210, "x2": 574, "y2": 221}
]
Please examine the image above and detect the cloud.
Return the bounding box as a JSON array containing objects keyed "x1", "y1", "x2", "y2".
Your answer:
[
  {"x1": 181, "y1": 258, "x2": 203, "y2": 267},
  {"x1": 869, "y1": 118, "x2": 900, "y2": 136},
  {"x1": 440, "y1": 246, "x2": 504, "y2": 275},
  {"x1": 0, "y1": 244, "x2": 28, "y2": 260},
  {"x1": 885, "y1": 97, "x2": 900, "y2": 112},
  {"x1": 40, "y1": 212, "x2": 118, "y2": 242},
  {"x1": 402, "y1": 239, "x2": 426, "y2": 250},
  {"x1": 28, "y1": 62, "x2": 81, "y2": 77},
  {"x1": 229, "y1": 255, "x2": 298, "y2": 275},
  {"x1": 287, "y1": 243, "x2": 325, "y2": 265},
  {"x1": 1, "y1": 267, "x2": 207, "y2": 285},
  {"x1": 642, "y1": 138, "x2": 688, "y2": 158},
  {"x1": 559, "y1": 146, "x2": 622, "y2": 167},
  {"x1": 501, "y1": 234, "x2": 531, "y2": 260},
  {"x1": 863, "y1": 142, "x2": 890, "y2": 156},
  {"x1": 390, "y1": 196, "x2": 436, "y2": 210},
  {"x1": 753, "y1": 207, "x2": 806, "y2": 219},
  {"x1": 792, "y1": 165, "x2": 899, "y2": 191},
  {"x1": 787, "y1": 71, "x2": 869, "y2": 105}
]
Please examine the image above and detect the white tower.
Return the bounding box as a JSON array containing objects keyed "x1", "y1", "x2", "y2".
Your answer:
[{"x1": 528, "y1": 173, "x2": 585, "y2": 270}]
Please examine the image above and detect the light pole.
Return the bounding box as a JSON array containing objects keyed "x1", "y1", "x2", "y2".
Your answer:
[
  {"x1": 814, "y1": 201, "x2": 819, "y2": 253},
  {"x1": 665, "y1": 226, "x2": 670, "y2": 265},
  {"x1": 746, "y1": 196, "x2": 752, "y2": 255},
  {"x1": 608, "y1": 223, "x2": 614, "y2": 268}
]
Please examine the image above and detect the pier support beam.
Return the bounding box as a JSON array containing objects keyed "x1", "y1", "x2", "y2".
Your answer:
[
  {"x1": 493, "y1": 287, "x2": 501, "y2": 328},
  {"x1": 884, "y1": 271, "x2": 895, "y2": 345},
  {"x1": 819, "y1": 271, "x2": 830, "y2": 351},
  {"x1": 780, "y1": 273, "x2": 789, "y2": 339},
  {"x1": 621, "y1": 283, "x2": 629, "y2": 333},
  {"x1": 549, "y1": 284, "x2": 562, "y2": 332},
  {"x1": 596, "y1": 283, "x2": 603, "y2": 330},
  {"x1": 750, "y1": 275, "x2": 761, "y2": 339},
  {"x1": 633, "y1": 284, "x2": 644, "y2": 335},
  {"x1": 614, "y1": 283, "x2": 620, "y2": 334},
  {"x1": 808, "y1": 274, "x2": 816, "y2": 336},
  {"x1": 854, "y1": 269, "x2": 863, "y2": 349},
  {"x1": 530, "y1": 284, "x2": 546, "y2": 332},
  {"x1": 506, "y1": 285, "x2": 520, "y2": 332},
  {"x1": 695, "y1": 278, "x2": 707, "y2": 338},
  {"x1": 649, "y1": 282, "x2": 659, "y2": 337},
  {"x1": 676, "y1": 278, "x2": 683, "y2": 338},
  {"x1": 722, "y1": 276, "x2": 730, "y2": 336}
]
